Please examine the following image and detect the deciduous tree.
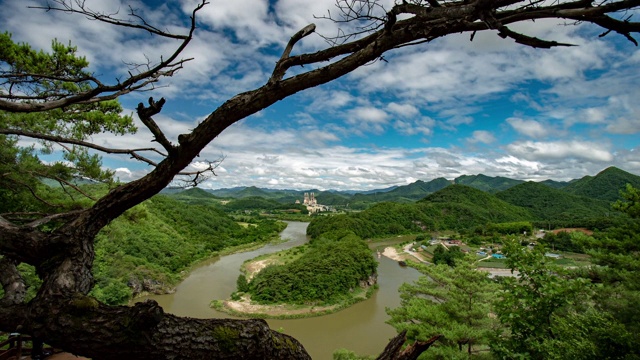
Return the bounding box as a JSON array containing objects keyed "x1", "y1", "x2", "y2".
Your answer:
[{"x1": 491, "y1": 241, "x2": 634, "y2": 359}]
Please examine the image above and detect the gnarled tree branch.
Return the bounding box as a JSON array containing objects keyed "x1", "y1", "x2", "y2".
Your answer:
[
  {"x1": 0, "y1": 128, "x2": 165, "y2": 166},
  {"x1": 0, "y1": 1, "x2": 207, "y2": 113}
]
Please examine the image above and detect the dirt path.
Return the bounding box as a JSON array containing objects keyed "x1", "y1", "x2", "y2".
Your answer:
[
  {"x1": 381, "y1": 246, "x2": 427, "y2": 263},
  {"x1": 244, "y1": 259, "x2": 275, "y2": 280}
]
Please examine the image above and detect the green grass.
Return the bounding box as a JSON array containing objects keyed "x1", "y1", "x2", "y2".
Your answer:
[{"x1": 477, "y1": 259, "x2": 509, "y2": 268}]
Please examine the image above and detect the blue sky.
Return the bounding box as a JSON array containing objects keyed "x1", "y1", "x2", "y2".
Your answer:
[{"x1": 3, "y1": 0, "x2": 640, "y2": 191}]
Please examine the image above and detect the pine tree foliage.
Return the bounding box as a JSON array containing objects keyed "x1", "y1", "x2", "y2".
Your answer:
[{"x1": 387, "y1": 258, "x2": 498, "y2": 358}]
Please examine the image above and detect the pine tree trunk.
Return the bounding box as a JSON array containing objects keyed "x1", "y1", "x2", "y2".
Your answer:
[{"x1": 3, "y1": 295, "x2": 310, "y2": 359}]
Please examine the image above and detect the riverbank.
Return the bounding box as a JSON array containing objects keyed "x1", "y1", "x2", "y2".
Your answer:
[
  {"x1": 211, "y1": 285, "x2": 375, "y2": 319},
  {"x1": 130, "y1": 225, "x2": 288, "y2": 301},
  {"x1": 211, "y1": 244, "x2": 378, "y2": 319}
]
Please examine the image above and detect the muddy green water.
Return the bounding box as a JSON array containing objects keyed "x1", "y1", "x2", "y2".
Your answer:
[{"x1": 138, "y1": 221, "x2": 420, "y2": 359}]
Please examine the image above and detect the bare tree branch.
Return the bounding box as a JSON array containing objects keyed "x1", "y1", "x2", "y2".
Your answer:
[
  {"x1": 376, "y1": 330, "x2": 443, "y2": 360},
  {"x1": 0, "y1": 0, "x2": 207, "y2": 113},
  {"x1": 172, "y1": 157, "x2": 225, "y2": 188},
  {"x1": 0, "y1": 129, "x2": 165, "y2": 167},
  {"x1": 31, "y1": 0, "x2": 196, "y2": 40}
]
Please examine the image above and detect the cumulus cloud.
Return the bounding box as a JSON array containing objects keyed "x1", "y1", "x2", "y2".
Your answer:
[
  {"x1": 345, "y1": 106, "x2": 389, "y2": 134},
  {"x1": 387, "y1": 103, "x2": 420, "y2": 118},
  {"x1": 506, "y1": 118, "x2": 549, "y2": 138},
  {"x1": 606, "y1": 118, "x2": 640, "y2": 134},
  {"x1": 507, "y1": 140, "x2": 613, "y2": 162},
  {"x1": 468, "y1": 130, "x2": 496, "y2": 144},
  {"x1": 394, "y1": 117, "x2": 435, "y2": 136}
]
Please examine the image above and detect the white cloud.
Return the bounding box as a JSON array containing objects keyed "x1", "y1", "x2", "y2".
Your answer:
[
  {"x1": 3, "y1": 1, "x2": 639, "y2": 192},
  {"x1": 506, "y1": 118, "x2": 549, "y2": 138},
  {"x1": 345, "y1": 106, "x2": 389, "y2": 134},
  {"x1": 387, "y1": 103, "x2": 420, "y2": 118},
  {"x1": 507, "y1": 140, "x2": 613, "y2": 162},
  {"x1": 394, "y1": 117, "x2": 435, "y2": 136},
  {"x1": 606, "y1": 118, "x2": 640, "y2": 134},
  {"x1": 468, "y1": 130, "x2": 496, "y2": 144}
]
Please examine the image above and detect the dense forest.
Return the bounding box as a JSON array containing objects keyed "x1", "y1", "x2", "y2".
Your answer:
[
  {"x1": 90, "y1": 194, "x2": 287, "y2": 304},
  {"x1": 307, "y1": 185, "x2": 534, "y2": 239},
  {"x1": 0, "y1": 183, "x2": 287, "y2": 305},
  {"x1": 243, "y1": 231, "x2": 377, "y2": 305}
]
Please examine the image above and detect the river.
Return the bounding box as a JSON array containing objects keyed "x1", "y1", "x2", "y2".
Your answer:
[{"x1": 138, "y1": 221, "x2": 421, "y2": 359}]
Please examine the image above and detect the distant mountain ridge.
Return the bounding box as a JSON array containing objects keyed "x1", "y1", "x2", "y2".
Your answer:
[
  {"x1": 454, "y1": 174, "x2": 524, "y2": 193},
  {"x1": 166, "y1": 166, "x2": 640, "y2": 206}
]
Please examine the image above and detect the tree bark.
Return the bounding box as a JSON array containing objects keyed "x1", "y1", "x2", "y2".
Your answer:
[
  {"x1": 376, "y1": 331, "x2": 442, "y2": 360},
  {"x1": 2, "y1": 297, "x2": 310, "y2": 360},
  {"x1": 0, "y1": 257, "x2": 26, "y2": 306}
]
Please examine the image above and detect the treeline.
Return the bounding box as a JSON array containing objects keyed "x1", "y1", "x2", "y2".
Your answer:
[
  {"x1": 91, "y1": 194, "x2": 286, "y2": 304},
  {"x1": 308, "y1": 186, "x2": 532, "y2": 239},
  {"x1": 241, "y1": 231, "x2": 377, "y2": 305},
  {"x1": 220, "y1": 196, "x2": 308, "y2": 213},
  {"x1": 308, "y1": 184, "x2": 624, "y2": 240}
]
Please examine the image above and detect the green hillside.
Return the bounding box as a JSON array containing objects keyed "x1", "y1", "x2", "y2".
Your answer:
[
  {"x1": 496, "y1": 181, "x2": 612, "y2": 221},
  {"x1": 563, "y1": 167, "x2": 640, "y2": 201},
  {"x1": 539, "y1": 179, "x2": 570, "y2": 189},
  {"x1": 92, "y1": 194, "x2": 286, "y2": 304},
  {"x1": 308, "y1": 185, "x2": 531, "y2": 239},
  {"x1": 350, "y1": 178, "x2": 452, "y2": 204},
  {"x1": 167, "y1": 187, "x2": 221, "y2": 205},
  {"x1": 316, "y1": 191, "x2": 351, "y2": 205},
  {"x1": 454, "y1": 174, "x2": 524, "y2": 193},
  {"x1": 235, "y1": 186, "x2": 272, "y2": 198},
  {"x1": 390, "y1": 177, "x2": 452, "y2": 198},
  {"x1": 222, "y1": 196, "x2": 293, "y2": 211},
  {"x1": 419, "y1": 184, "x2": 532, "y2": 223}
]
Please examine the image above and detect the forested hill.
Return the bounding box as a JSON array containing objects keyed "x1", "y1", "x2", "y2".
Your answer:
[
  {"x1": 453, "y1": 174, "x2": 524, "y2": 193},
  {"x1": 91, "y1": 194, "x2": 286, "y2": 305},
  {"x1": 562, "y1": 166, "x2": 640, "y2": 201},
  {"x1": 496, "y1": 181, "x2": 613, "y2": 221},
  {"x1": 418, "y1": 184, "x2": 532, "y2": 224},
  {"x1": 307, "y1": 185, "x2": 532, "y2": 239},
  {"x1": 350, "y1": 177, "x2": 452, "y2": 203}
]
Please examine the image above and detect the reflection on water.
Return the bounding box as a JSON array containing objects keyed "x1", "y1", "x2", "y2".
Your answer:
[{"x1": 138, "y1": 221, "x2": 420, "y2": 359}]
